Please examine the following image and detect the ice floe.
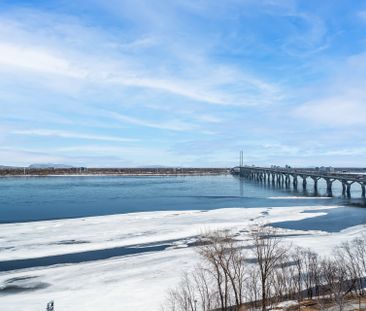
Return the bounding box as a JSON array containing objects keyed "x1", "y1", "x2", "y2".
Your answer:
[{"x1": 1, "y1": 205, "x2": 366, "y2": 311}]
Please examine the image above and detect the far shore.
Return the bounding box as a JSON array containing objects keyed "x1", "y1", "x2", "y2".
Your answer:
[{"x1": 0, "y1": 167, "x2": 230, "y2": 177}]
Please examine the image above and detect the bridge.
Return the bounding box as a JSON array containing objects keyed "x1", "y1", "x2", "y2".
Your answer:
[{"x1": 231, "y1": 166, "x2": 366, "y2": 198}]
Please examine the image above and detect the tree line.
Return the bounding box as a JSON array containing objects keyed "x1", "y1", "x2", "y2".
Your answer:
[{"x1": 162, "y1": 226, "x2": 366, "y2": 311}]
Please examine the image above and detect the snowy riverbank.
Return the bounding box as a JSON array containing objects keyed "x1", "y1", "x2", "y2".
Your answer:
[{"x1": 1, "y1": 205, "x2": 366, "y2": 310}]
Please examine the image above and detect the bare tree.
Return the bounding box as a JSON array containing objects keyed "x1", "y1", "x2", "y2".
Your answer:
[
  {"x1": 289, "y1": 247, "x2": 304, "y2": 302},
  {"x1": 321, "y1": 258, "x2": 352, "y2": 311},
  {"x1": 197, "y1": 230, "x2": 248, "y2": 311},
  {"x1": 244, "y1": 265, "x2": 261, "y2": 309},
  {"x1": 250, "y1": 226, "x2": 288, "y2": 311},
  {"x1": 163, "y1": 273, "x2": 198, "y2": 311},
  {"x1": 191, "y1": 265, "x2": 213, "y2": 311},
  {"x1": 163, "y1": 229, "x2": 366, "y2": 311},
  {"x1": 336, "y1": 235, "x2": 366, "y2": 309},
  {"x1": 289, "y1": 247, "x2": 320, "y2": 301}
]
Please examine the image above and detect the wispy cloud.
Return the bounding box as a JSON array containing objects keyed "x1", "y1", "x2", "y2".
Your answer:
[
  {"x1": 294, "y1": 97, "x2": 366, "y2": 126},
  {"x1": 106, "y1": 112, "x2": 194, "y2": 131},
  {"x1": 293, "y1": 50, "x2": 366, "y2": 127},
  {"x1": 12, "y1": 129, "x2": 138, "y2": 142},
  {"x1": 0, "y1": 1, "x2": 365, "y2": 166},
  {"x1": 0, "y1": 42, "x2": 86, "y2": 78},
  {"x1": 0, "y1": 10, "x2": 282, "y2": 107}
]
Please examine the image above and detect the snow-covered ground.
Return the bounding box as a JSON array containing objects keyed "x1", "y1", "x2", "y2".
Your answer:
[{"x1": 1, "y1": 205, "x2": 366, "y2": 311}]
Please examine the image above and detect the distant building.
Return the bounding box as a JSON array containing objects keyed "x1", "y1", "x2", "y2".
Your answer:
[{"x1": 318, "y1": 166, "x2": 334, "y2": 173}]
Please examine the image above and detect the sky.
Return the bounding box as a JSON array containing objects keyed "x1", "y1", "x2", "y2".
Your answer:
[{"x1": 0, "y1": 0, "x2": 366, "y2": 167}]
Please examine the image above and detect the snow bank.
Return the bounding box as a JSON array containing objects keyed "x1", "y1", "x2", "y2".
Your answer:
[{"x1": 1, "y1": 205, "x2": 366, "y2": 311}]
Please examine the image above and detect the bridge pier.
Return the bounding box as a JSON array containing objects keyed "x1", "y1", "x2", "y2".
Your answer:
[
  {"x1": 292, "y1": 175, "x2": 298, "y2": 190},
  {"x1": 325, "y1": 178, "x2": 334, "y2": 197},
  {"x1": 301, "y1": 175, "x2": 307, "y2": 191},
  {"x1": 342, "y1": 181, "x2": 346, "y2": 196},
  {"x1": 342, "y1": 181, "x2": 353, "y2": 198},
  {"x1": 285, "y1": 174, "x2": 291, "y2": 188},
  {"x1": 311, "y1": 177, "x2": 320, "y2": 193},
  {"x1": 280, "y1": 174, "x2": 285, "y2": 186},
  {"x1": 361, "y1": 183, "x2": 366, "y2": 199},
  {"x1": 347, "y1": 183, "x2": 353, "y2": 198}
]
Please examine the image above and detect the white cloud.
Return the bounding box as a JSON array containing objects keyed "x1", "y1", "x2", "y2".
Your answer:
[
  {"x1": 293, "y1": 48, "x2": 366, "y2": 128},
  {"x1": 0, "y1": 43, "x2": 85, "y2": 78},
  {"x1": 294, "y1": 96, "x2": 366, "y2": 126},
  {"x1": 0, "y1": 40, "x2": 280, "y2": 107},
  {"x1": 105, "y1": 111, "x2": 196, "y2": 131},
  {"x1": 320, "y1": 147, "x2": 366, "y2": 156},
  {"x1": 12, "y1": 129, "x2": 139, "y2": 142},
  {"x1": 193, "y1": 114, "x2": 223, "y2": 123},
  {"x1": 0, "y1": 11, "x2": 282, "y2": 107}
]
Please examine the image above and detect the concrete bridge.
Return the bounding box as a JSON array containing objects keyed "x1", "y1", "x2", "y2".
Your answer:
[{"x1": 231, "y1": 166, "x2": 366, "y2": 198}]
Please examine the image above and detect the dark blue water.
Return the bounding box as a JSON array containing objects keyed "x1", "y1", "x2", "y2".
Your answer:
[
  {"x1": 0, "y1": 243, "x2": 171, "y2": 272},
  {"x1": 0, "y1": 175, "x2": 359, "y2": 224}
]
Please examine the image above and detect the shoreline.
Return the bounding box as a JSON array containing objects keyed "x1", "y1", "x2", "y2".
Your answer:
[
  {"x1": 0, "y1": 167, "x2": 230, "y2": 177},
  {"x1": 0, "y1": 172, "x2": 230, "y2": 178}
]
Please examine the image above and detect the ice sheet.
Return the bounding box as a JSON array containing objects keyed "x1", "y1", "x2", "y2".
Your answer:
[
  {"x1": 1, "y1": 205, "x2": 365, "y2": 311},
  {"x1": 0, "y1": 206, "x2": 331, "y2": 261}
]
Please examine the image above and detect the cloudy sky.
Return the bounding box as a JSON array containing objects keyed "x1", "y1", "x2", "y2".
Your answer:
[{"x1": 0, "y1": 0, "x2": 365, "y2": 167}]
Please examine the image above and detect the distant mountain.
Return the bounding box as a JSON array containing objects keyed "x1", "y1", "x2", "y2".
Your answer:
[
  {"x1": 0, "y1": 165, "x2": 19, "y2": 169},
  {"x1": 29, "y1": 163, "x2": 74, "y2": 169}
]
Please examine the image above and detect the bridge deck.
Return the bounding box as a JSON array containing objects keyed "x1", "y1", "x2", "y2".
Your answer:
[{"x1": 235, "y1": 166, "x2": 366, "y2": 184}]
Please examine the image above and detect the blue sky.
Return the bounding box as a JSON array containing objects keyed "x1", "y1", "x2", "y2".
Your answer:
[{"x1": 0, "y1": 0, "x2": 366, "y2": 167}]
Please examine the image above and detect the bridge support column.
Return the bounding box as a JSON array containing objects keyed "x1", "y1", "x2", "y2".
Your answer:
[
  {"x1": 292, "y1": 175, "x2": 298, "y2": 190},
  {"x1": 311, "y1": 177, "x2": 320, "y2": 193},
  {"x1": 325, "y1": 178, "x2": 334, "y2": 197},
  {"x1": 346, "y1": 183, "x2": 352, "y2": 198},
  {"x1": 285, "y1": 175, "x2": 290, "y2": 188},
  {"x1": 302, "y1": 176, "x2": 307, "y2": 191},
  {"x1": 342, "y1": 181, "x2": 346, "y2": 196},
  {"x1": 361, "y1": 183, "x2": 366, "y2": 199}
]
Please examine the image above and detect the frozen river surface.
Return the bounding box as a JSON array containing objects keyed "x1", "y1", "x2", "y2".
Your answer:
[{"x1": 1, "y1": 175, "x2": 366, "y2": 310}]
